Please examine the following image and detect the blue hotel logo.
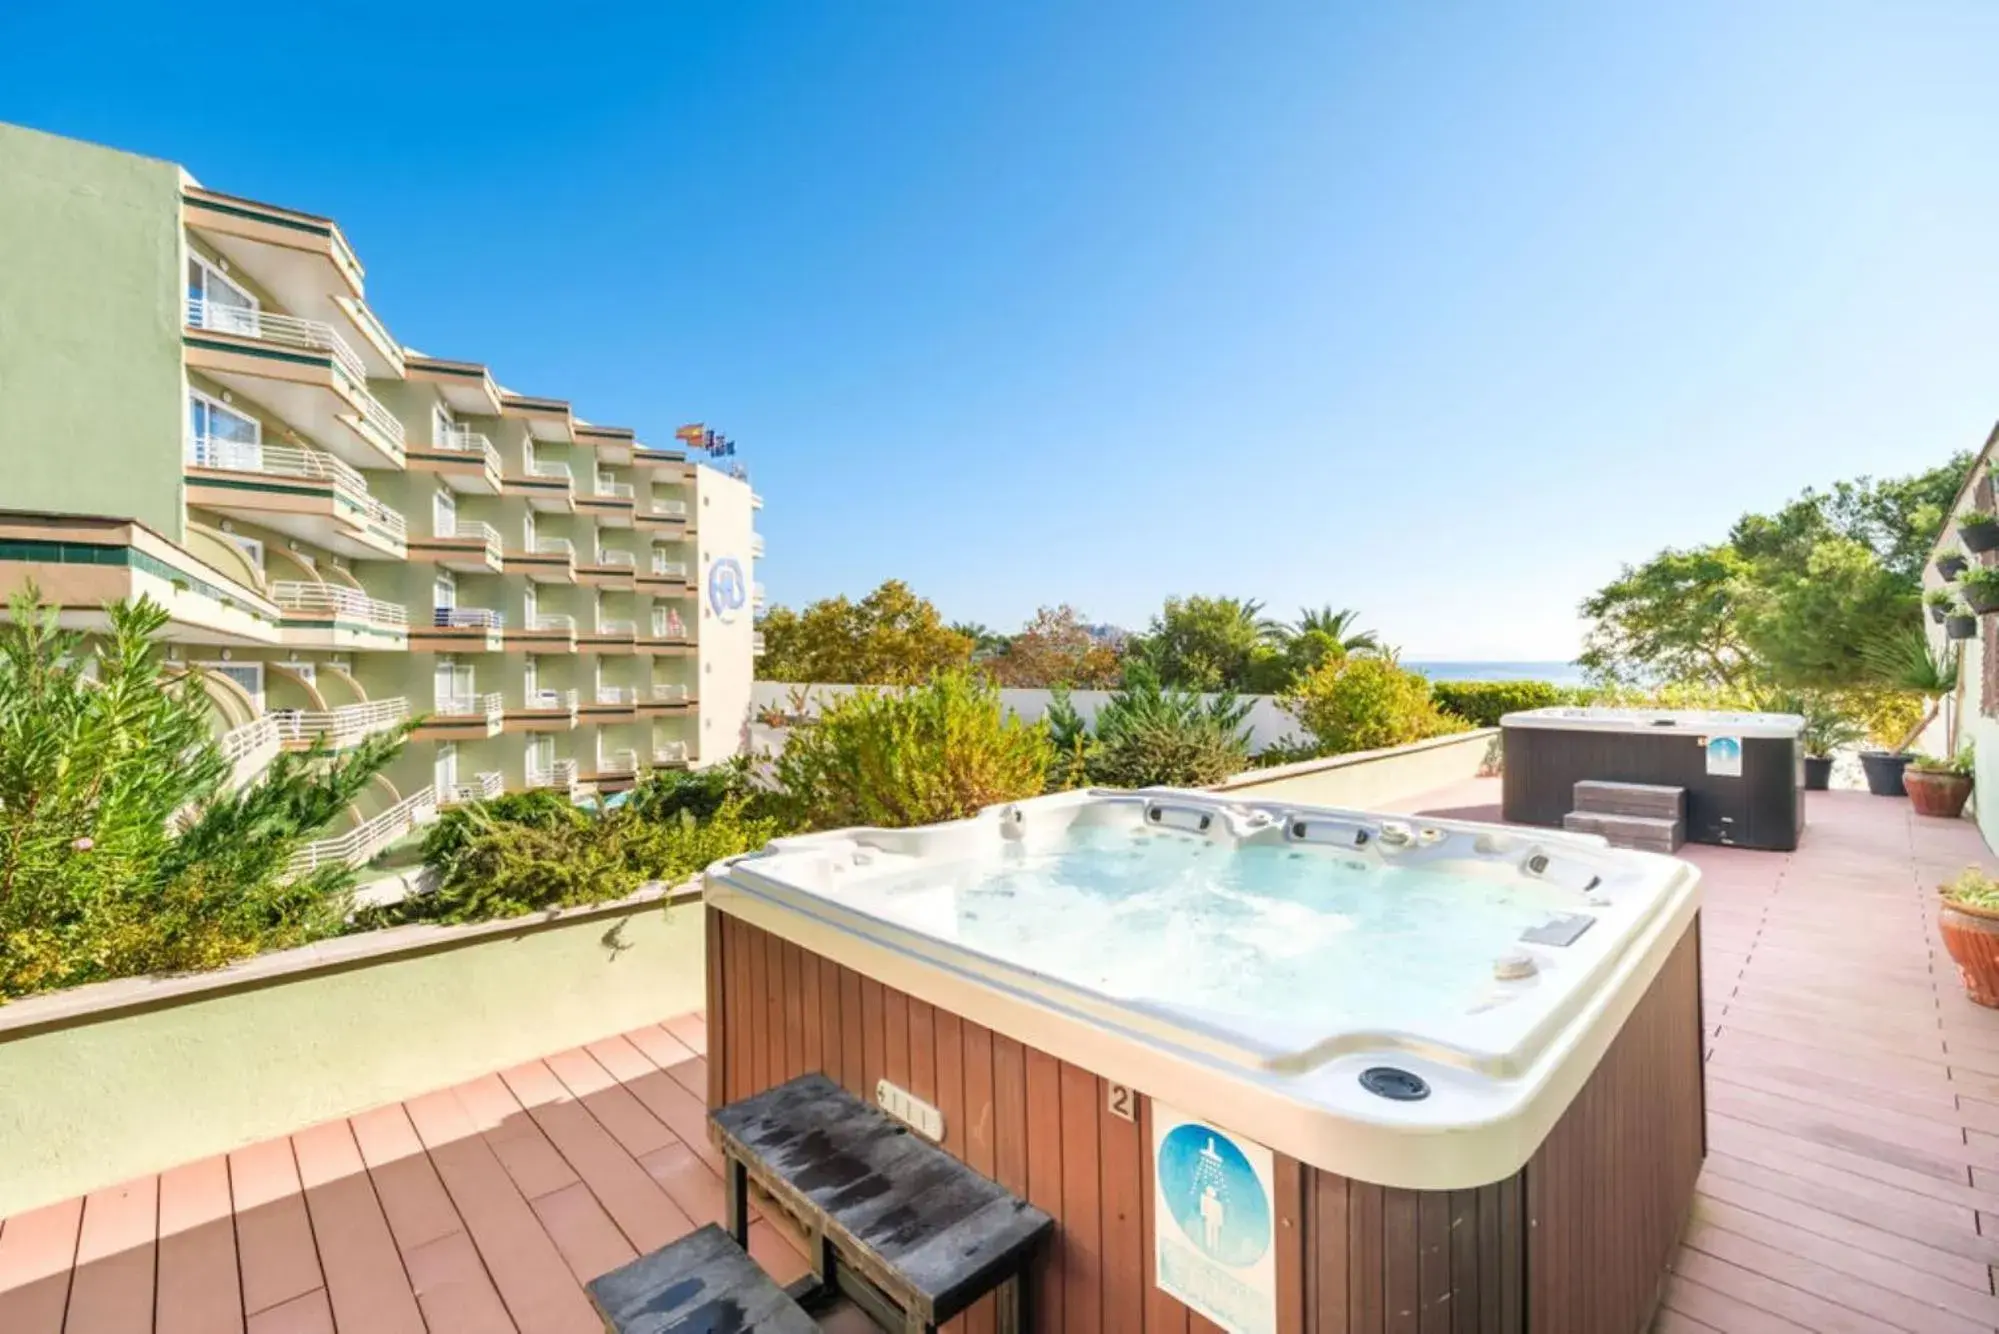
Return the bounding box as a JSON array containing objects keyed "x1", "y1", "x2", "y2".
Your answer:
[{"x1": 708, "y1": 557, "x2": 747, "y2": 623}]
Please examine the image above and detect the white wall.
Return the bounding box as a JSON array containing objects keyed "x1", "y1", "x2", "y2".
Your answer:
[
  {"x1": 694, "y1": 468, "x2": 759, "y2": 767},
  {"x1": 750, "y1": 681, "x2": 1309, "y2": 754}
]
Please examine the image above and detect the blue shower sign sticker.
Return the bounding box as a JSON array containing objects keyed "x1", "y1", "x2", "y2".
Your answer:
[
  {"x1": 1152, "y1": 1102, "x2": 1276, "y2": 1334},
  {"x1": 1705, "y1": 734, "x2": 1743, "y2": 777}
]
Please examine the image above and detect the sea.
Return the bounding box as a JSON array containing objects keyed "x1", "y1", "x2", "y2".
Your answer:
[{"x1": 1403, "y1": 660, "x2": 1587, "y2": 686}]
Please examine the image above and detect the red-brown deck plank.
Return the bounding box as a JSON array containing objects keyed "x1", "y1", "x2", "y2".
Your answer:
[
  {"x1": 227, "y1": 1138, "x2": 324, "y2": 1319},
  {"x1": 289, "y1": 1120, "x2": 425, "y2": 1334},
  {"x1": 64, "y1": 1176, "x2": 156, "y2": 1334},
  {"x1": 155, "y1": 1157, "x2": 243, "y2": 1334}
]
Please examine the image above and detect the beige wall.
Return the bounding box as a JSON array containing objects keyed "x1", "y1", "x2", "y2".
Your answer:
[{"x1": 1213, "y1": 727, "x2": 1499, "y2": 807}]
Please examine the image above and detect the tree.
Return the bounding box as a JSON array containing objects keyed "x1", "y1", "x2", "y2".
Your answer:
[
  {"x1": 949, "y1": 622, "x2": 1011, "y2": 661},
  {"x1": 989, "y1": 606, "x2": 1123, "y2": 689},
  {"x1": 1286, "y1": 606, "x2": 1380, "y2": 655},
  {"x1": 1283, "y1": 656, "x2": 1465, "y2": 755},
  {"x1": 1861, "y1": 625, "x2": 1959, "y2": 753},
  {"x1": 1578, "y1": 546, "x2": 1752, "y2": 687},
  {"x1": 1128, "y1": 596, "x2": 1288, "y2": 693},
  {"x1": 755, "y1": 580, "x2": 974, "y2": 684}
]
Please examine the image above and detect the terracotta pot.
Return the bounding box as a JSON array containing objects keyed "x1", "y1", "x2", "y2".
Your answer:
[
  {"x1": 1941, "y1": 901, "x2": 1999, "y2": 1007},
  {"x1": 1906, "y1": 768, "x2": 1973, "y2": 818}
]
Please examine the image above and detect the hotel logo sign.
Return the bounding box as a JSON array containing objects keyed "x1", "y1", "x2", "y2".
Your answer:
[{"x1": 708, "y1": 557, "x2": 747, "y2": 624}]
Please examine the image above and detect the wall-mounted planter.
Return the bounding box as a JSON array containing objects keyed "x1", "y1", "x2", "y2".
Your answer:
[
  {"x1": 1948, "y1": 614, "x2": 1979, "y2": 640},
  {"x1": 1964, "y1": 582, "x2": 1999, "y2": 614},
  {"x1": 1931, "y1": 603, "x2": 1949, "y2": 624},
  {"x1": 1938, "y1": 553, "x2": 1970, "y2": 581},
  {"x1": 1961, "y1": 519, "x2": 1999, "y2": 554}
]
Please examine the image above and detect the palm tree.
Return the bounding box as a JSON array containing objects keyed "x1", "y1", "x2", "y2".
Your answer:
[
  {"x1": 1289, "y1": 605, "x2": 1380, "y2": 654},
  {"x1": 1861, "y1": 624, "x2": 1960, "y2": 752},
  {"x1": 948, "y1": 621, "x2": 1009, "y2": 661}
]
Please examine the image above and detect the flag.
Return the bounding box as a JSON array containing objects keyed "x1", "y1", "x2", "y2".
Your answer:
[
  {"x1": 675, "y1": 424, "x2": 705, "y2": 445},
  {"x1": 703, "y1": 429, "x2": 716, "y2": 451}
]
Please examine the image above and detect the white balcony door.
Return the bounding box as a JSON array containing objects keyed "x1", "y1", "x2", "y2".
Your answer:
[
  {"x1": 527, "y1": 736, "x2": 553, "y2": 778},
  {"x1": 434, "y1": 743, "x2": 458, "y2": 795},
  {"x1": 187, "y1": 254, "x2": 259, "y2": 336},
  {"x1": 523, "y1": 512, "x2": 537, "y2": 551},
  {"x1": 432, "y1": 404, "x2": 455, "y2": 447},
  {"x1": 523, "y1": 656, "x2": 539, "y2": 699},
  {"x1": 433, "y1": 489, "x2": 456, "y2": 538},
  {"x1": 187, "y1": 390, "x2": 261, "y2": 471},
  {"x1": 435, "y1": 658, "x2": 471, "y2": 711},
  {"x1": 522, "y1": 585, "x2": 537, "y2": 626},
  {"x1": 434, "y1": 570, "x2": 456, "y2": 612}
]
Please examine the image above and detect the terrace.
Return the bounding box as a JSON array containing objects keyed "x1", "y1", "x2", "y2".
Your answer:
[{"x1": 3, "y1": 766, "x2": 1994, "y2": 1333}]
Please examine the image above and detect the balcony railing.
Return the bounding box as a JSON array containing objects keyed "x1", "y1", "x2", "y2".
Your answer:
[
  {"x1": 532, "y1": 537, "x2": 575, "y2": 559},
  {"x1": 527, "y1": 757, "x2": 578, "y2": 789},
  {"x1": 752, "y1": 582, "x2": 766, "y2": 604},
  {"x1": 187, "y1": 297, "x2": 368, "y2": 385},
  {"x1": 186, "y1": 440, "x2": 407, "y2": 541},
  {"x1": 270, "y1": 581, "x2": 408, "y2": 628},
  {"x1": 276, "y1": 698, "x2": 410, "y2": 748},
  {"x1": 594, "y1": 550, "x2": 636, "y2": 568},
  {"x1": 650, "y1": 684, "x2": 691, "y2": 704},
  {"x1": 596, "y1": 618, "x2": 637, "y2": 636},
  {"x1": 595, "y1": 686, "x2": 637, "y2": 705},
  {"x1": 436, "y1": 518, "x2": 502, "y2": 562},
  {"x1": 432, "y1": 607, "x2": 504, "y2": 629},
  {"x1": 651, "y1": 557, "x2": 689, "y2": 579},
  {"x1": 650, "y1": 615, "x2": 689, "y2": 640},
  {"x1": 527, "y1": 613, "x2": 576, "y2": 633},
  {"x1": 433, "y1": 691, "x2": 504, "y2": 719},
  {"x1": 750, "y1": 534, "x2": 765, "y2": 557},
  {"x1": 444, "y1": 771, "x2": 505, "y2": 805},
  {"x1": 349, "y1": 383, "x2": 408, "y2": 450},
  {"x1": 286, "y1": 786, "x2": 437, "y2": 876},
  {"x1": 526, "y1": 457, "x2": 571, "y2": 482},
  {"x1": 752, "y1": 631, "x2": 767, "y2": 655},
  {"x1": 595, "y1": 747, "x2": 638, "y2": 775},
  {"x1": 594, "y1": 480, "x2": 636, "y2": 500},
  {"x1": 525, "y1": 688, "x2": 578, "y2": 710},
  {"x1": 434, "y1": 428, "x2": 500, "y2": 472},
  {"x1": 640, "y1": 498, "x2": 688, "y2": 520},
  {"x1": 653, "y1": 741, "x2": 691, "y2": 765},
  {"x1": 216, "y1": 715, "x2": 281, "y2": 787}
]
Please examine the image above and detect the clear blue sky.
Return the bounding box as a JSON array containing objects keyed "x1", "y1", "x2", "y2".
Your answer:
[{"x1": 7, "y1": 2, "x2": 1998, "y2": 660}]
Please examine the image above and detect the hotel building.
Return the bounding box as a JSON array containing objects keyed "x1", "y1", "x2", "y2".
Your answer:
[{"x1": 0, "y1": 122, "x2": 765, "y2": 870}]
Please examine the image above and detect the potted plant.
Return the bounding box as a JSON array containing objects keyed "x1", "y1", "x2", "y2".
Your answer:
[
  {"x1": 1948, "y1": 603, "x2": 1979, "y2": 640},
  {"x1": 1939, "y1": 547, "x2": 1971, "y2": 581},
  {"x1": 1938, "y1": 866, "x2": 1999, "y2": 1007},
  {"x1": 1858, "y1": 626, "x2": 1960, "y2": 797},
  {"x1": 1928, "y1": 588, "x2": 1955, "y2": 624},
  {"x1": 1905, "y1": 744, "x2": 1975, "y2": 819},
  {"x1": 1796, "y1": 695, "x2": 1863, "y2": 792},
  {"x1": 1965, "y1": 567, "x2": 1999, "y2": 614},
  {"x1": 1961, "y1": 507, "x2": 1999, "y2": 554}
]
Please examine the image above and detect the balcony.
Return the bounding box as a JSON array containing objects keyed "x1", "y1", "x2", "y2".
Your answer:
[
  {"x1": 504, "y1": 535, "x2": 577, "y2": 584},
  {"x1": 576, "y1": 422, "x2": 635, "y2": 465},
  {"x1": 583, "y1": 747, "x2": 639, "y2": 787},
  {"x1": 525, "y1": 755, "x2": 578, "y2": 792},
  {"x1": 409, "y1": 606, "x2": 505, "y2": 654},
  {"x1": 581, "y1": 684, "x2": 639, "y2": 721},
  {"x1": 440, "y1": 771, "x2": 505, "y2": 806},
  {"x1": 750, "y1": 533, "x2": 765, "y2": 557},
  {"x1": 184, "y1": 297, "x2": 404, "y2": 470},
  {"x1": 269, "y1": 581, "x2": 408, "y2": 651},
  {"x1": 578, "y1": 477, "x2": 636, "y2": 528},
  {"x1": 217, "y1": 715, "x2": 282, "y2": 789},
  {"x1": 579, "y1": 616, "x2": 637, "y2": 654},
  {"x1": 639, "y1": 611, "x2": 694, "y2": 654},
  {"x1": 501, "y1": 456, "x2": 575, "y2": 513},
  {"x1": 408, "y1": 517, "x2": 502, "y2": 573},
  {"x1": 407, "y1": 428, "x2": 502, "y2": 495},
  {"x1": 285, "y1": 786, "x2": 437, "y2": 876},
  {"x1": 415, "y1": 690, "x2": 505, "y2": 742},
  {"x1": 505, "y1": 688, "x2": 579, "y2": 733},
  {"x1": 652, "y1": 740, "x2": 693, "y2": 767},
  {"x1": 504, "y1": 611, "x2": 578, "y2": 653},
  {"x1": 631, "y1": 443, "x2": 689, "y2": 470},
  {"x1": 753, "y1": 630, "x2": 767, "y2": 656},
  {"x1": 753, "y1": 581, "x2": 766, "y2": 607},
  {"x1": 577, "y1": 548, "x2": 637, "y2": 589},
  {"x1": 637, "y1": 554, "x2": 691, "y2": 594},
  {"x1": 634, "y1": 497, "x2": 691, "y2": 532},
  {"x1": 275, "y1": 698, "x2": 411, "y2": 750},
  {"x1": 637, "y1": 682, "x2": 697, "y2": 715},
  {"x1": 184, "y1": 439, "x2": 406, "y2": 560}
]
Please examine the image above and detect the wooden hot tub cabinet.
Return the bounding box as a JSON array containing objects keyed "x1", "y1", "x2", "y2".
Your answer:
[{"x1": 706, "y1": 908, "x2": 1705, "y2": 1334}]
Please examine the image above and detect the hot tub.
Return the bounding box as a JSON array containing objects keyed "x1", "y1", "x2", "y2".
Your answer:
[
  {"x1": 703, "y1": 788, "x2": 1705, "y2": 1333},
  {"x1": 1501, "y1": 706, "x2": 1806, "y2": 850}
]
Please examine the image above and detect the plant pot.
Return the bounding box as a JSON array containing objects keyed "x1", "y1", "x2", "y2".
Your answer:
[
  {"x1": 1964, "y1": 520, "x2": 1999, "y2": 554},
  {"x1": 1859, "y1": 750, "x2": 1912, "y2": 796},
  {"x1": 1940, "y1": 901, "x2": 1999, "y2": 1007},
  {"x1": 1939, "y1": 554, "x2": 1970, "y2": 581},
  {"x1": 1905, "y1": 768, "x2": 1973, "y2": 818},
  {"x1": 1948, "y1": 614, "x2": 1978, "y2": 640},
  {"x1": 1966, "y1": 582, "x2": 1999, "y2": 615},
  {"x1": 1803, "y1": 755, "x2": 1833, "y2": 790}
]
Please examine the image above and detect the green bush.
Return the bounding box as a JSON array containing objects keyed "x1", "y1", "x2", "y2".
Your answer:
[
  {"x1": 0, "y1": 590, "x2": 403, "y2": 1000},
  {"x1": 1428, "y1": 679, "x2": 1566, "y2": 728},
  {"x1": 1283, "y1": 656, "x2": 1467, "y2": 755},
  {"x1": 420, "y1": 788, "x2": 586, "y2": 869},
  {"x1": 1045, "y1": 667, "x2": 1255, "y2": 789},
  {"x1": 773, "y1": 671, "x2": 1052, "y2": 828}
]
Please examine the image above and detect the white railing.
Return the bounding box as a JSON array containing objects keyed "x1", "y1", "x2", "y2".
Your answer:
[
  {"x1": 187, "y1": 297, "x2": 368, "y2": 386},
  {"x1": 650, "y1": 684, "x2": 691, "y2": 704},
  {"x1": 270, "y1": 581, "x2": 408, "y2": 628},
  {"x1": 444, "y1": 771, "x2": 505, "y2": 805},
  {"x1": 653, "y1": 741, "x2": 691, "y2": 765},
  {"x1": 432, "y1": 607, "x2": 504, "y2": 629},
  {"x1": 286, "y1": 786, "x2": 437, "y2": 876},
  {"x1": 526, "y1": 688, "x2": 578, "y2": 710},
  {"x1": 594, "y1": 479, "x2": 636, "y2": 500},
  {"x1": 218, "y1": 715, "x2": 282, "y2": 786},
  {"x1": 528, "y1": 613, "x2": 576, "y2": 633},
  {"x1": 752, "y1": 631, "x2": 767, "y2": 655},
  {"x1": 526, "y1": 457, "x2": 571, "y2": 482},
  {"x1": 348, "y1": 381, "x2": 408, "y2": 451},
  {"x1": 650, "y1": 614, "x2": 688, "y2": 640},
  {"x1": 533, "y1": 537, "x2": 575, "y2": 559},
  {"x1": 651, "y1": 557, "x2": 689, "y2": 579},
  {"x1": 594, "y1": 549, "x2": 636, "y2": 568},
  {"x1": 641, "y1": 498, "x2": 689, "y2": 520},
  {"x1": 527, "y1": 758, "x2": 578, "y2": 789},
  {"x1": 435, "y1": 428, "x2": 499, "y2": 471},
  {"x1": 437, "y1": 518, "x2": 502, "y2": 562},
  {"x1": 595, "y1": 686, "x2": 637, "y2": 705},
  {"x1": 187, "y1": 440, "x2": 406, "y2": 541},
  {"x1": 596, "y1": 618, "x2": 637, "y2": 636},
  {"x1": 750, "y1": 534, "x2": 765, "y2": 556},
  {"x1": 433, "y1": 690, "x2": 504, "y2": 719},
  {"x1": 276, "y1": 698, "x2": 410, "y2": 748},
  {"x1": 752, "y1": 581, "x2": 766, "y2": 604},
  {"x1": 595, "y1": 747, "x2": 638, "y2": 775}
]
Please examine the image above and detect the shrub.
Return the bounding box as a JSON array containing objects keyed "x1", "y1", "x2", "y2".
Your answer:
[
  {"x1": 1428, "y1": 679, "x2": 1566, "y2": 728},
  {"x1": 1283, "y1": 656, "x2": 1466, "y2": 755},
  {"x1": 1037, "y1": 670, "x2": 1255, "y2": 790},
  {"x1": 773, "y1": 670, "x2": 1051, "y2": 829},
  {"x1": 624, "y1": 758, "x2": 766, "y2": 825},
  {"x1": 420, "y1": 788, "x2": 586, "y2": 869}
]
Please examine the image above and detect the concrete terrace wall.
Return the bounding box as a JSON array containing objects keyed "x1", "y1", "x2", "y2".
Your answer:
[
  {"x1": 1213, "y1": 727, "x2": 1499, "y2": 807},
  {"x1": 0, "y1": 889, "x2": 706, "y2": 1219},
  {"x1": 0, "y1": 123, "x2": 186, "y2": 539}
]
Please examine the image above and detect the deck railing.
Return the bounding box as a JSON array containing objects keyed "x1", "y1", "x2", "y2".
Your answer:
[
  {"x1": 443, "y1": 771, "x2": 505, "y2": 805},
  {"x1": 187, "y1": 440, "x2": 406, "y2": 541},
  {"x1": 276, "y1": 698, "x2": 410, "y2": 748},
  {"x1": 286, "y1": 786, "x2": 437, "y2": 876},
  {"x1": 436, "y1": 518, "x2": 503, "y2": 563},
  {"x1": 432, "y1": 607, "x2": 504, "y2": 630},
  {"x1": 269, "y1": 582, "x2": 408, "y2": 628},
  {"x1": 433, "y1": 691, "x2": 504, "y2": 719}
]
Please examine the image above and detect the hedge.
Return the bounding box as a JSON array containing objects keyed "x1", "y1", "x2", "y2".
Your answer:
[{"x1": 1429, "y1": 679, "x2": 1568, "y2": 728}]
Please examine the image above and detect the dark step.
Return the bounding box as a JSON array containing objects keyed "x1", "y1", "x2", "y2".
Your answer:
[
  {"x1": 588, "y1": 1223, "x2": 818, "y2": 1334},
  {"x1": 1573, "y1": 780, "x2": 1685, "y2": 820},
  {"x1": 1563, "y1": 810, "x2": 1685, "y2": 853}
]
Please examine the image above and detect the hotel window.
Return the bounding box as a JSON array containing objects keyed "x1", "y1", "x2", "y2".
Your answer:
[
  {"x1": 522, "y1": 585, "x2": 537, "y2": 627},
  {"x1": 434, "y1": 743, "x2": 458, "y2": 795},
  {"x1": 201, "y1": 660, "x2": 265, "y2": 712},
  {"x1": 186, "y1": 254, "x2": 258, "y2": 335},
  {"x1": 186, "y1": 390, "x2": 260, "y2": 470},
  {"x1": 432, "y1": 404, "x2": 456, "y2": 447},
  {"x1": 523, "y1": 512, "x2": 537, "y2": 551},
  {"x1": 434, "y1": 570, "x2": 456, "y2": 612},
  {"x1": 433, "y1": 489, "x2": 456, "y2": 538},
  {"x1": 524, "y1": 656, "x2": 539, "y2": 699}
]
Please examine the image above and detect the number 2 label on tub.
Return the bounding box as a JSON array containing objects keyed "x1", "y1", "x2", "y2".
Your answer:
[{"x1": 1152, "y1": 1102, "x2": 1277, "y2": 1334}]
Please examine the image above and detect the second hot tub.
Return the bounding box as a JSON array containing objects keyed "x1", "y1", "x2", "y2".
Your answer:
[{"x1": 704, "y1": 787, "x2": 1705, "y2": 1333}]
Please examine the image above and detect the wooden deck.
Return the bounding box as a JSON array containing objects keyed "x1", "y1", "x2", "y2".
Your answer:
[{"x1": 1, "y1": 783, "x2": 1996, "y2": 1332}]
